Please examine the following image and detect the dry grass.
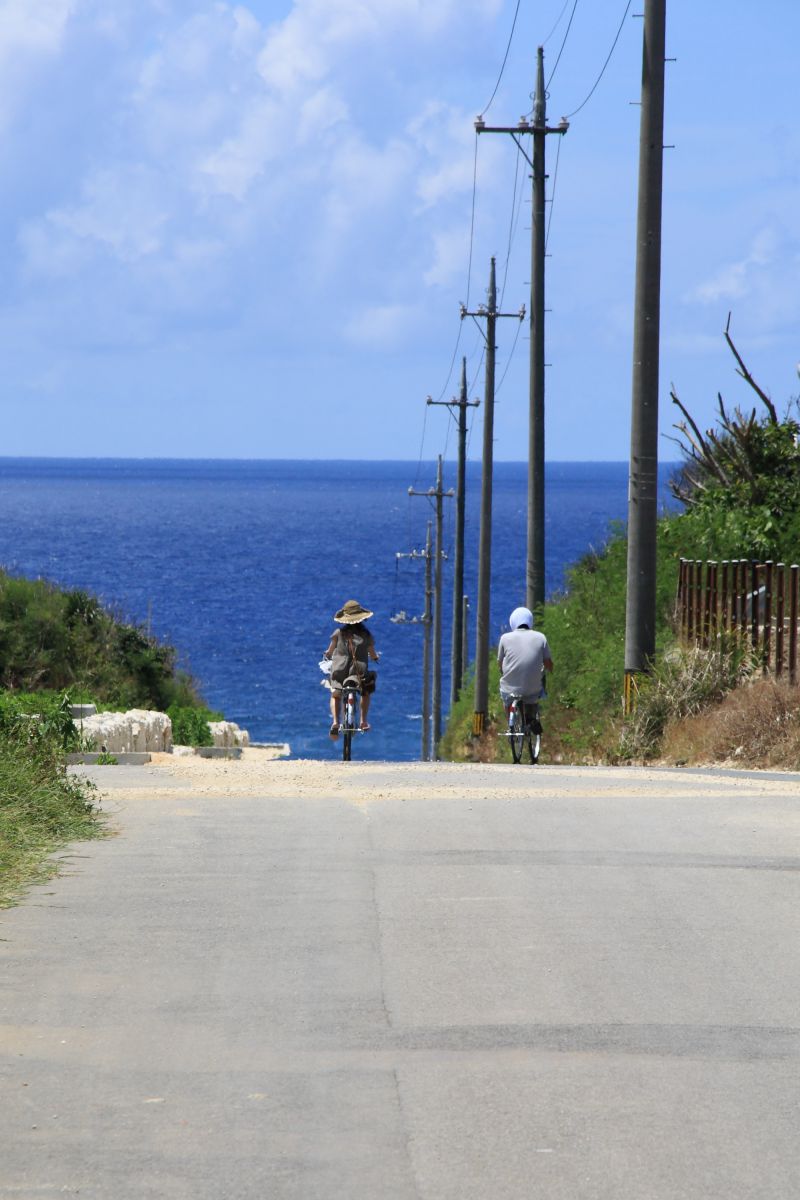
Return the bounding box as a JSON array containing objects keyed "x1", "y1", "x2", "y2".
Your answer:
[
  {"x1": 619, "y1": 642, "x2": 758, "y2": 763},
  {"x1": 660, "y1": 676, "x2": 800, "y2": 770}
]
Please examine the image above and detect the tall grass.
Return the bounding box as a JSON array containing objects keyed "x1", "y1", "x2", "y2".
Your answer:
[
  {"x1": 618, "y1": 641, "x2": 758, "y2": 762},
  {"x1": 0, "y1": 731, "x2": 103, "y2": 907}
]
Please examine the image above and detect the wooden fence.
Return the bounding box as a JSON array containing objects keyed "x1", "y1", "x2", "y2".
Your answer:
[{"x1": 677, "y1": 558, "x2": 800, "y2": 683}]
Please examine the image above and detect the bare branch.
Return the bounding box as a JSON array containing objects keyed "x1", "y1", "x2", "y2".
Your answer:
[{"x1": 724, "y1": 312, "x2": 778, "y2": 422}]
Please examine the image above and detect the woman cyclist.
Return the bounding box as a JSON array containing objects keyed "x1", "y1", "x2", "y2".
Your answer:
[{"x1": 324, "y1": 599, "x2": 380, "y2": 737}]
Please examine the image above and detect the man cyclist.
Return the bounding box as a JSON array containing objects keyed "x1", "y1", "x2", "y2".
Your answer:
[{"x1": 497, "y1": 607, "x2": 553, "y2": 718}]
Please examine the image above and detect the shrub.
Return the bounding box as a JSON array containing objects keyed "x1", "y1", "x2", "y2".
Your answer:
[
  {"x1": 0, "y1": 723, "x2": 101, "y2": 905},
  {"x1": 167, "y1": 705, "x2": 221, "y2": 747},
  {"x1": 618, "y1": 641, "x2": 758, "y2": 762}
]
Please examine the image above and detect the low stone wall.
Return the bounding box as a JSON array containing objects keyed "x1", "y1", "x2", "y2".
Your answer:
[{"x1": 78, "y1": 709, "x2": 173, "y2": 754}]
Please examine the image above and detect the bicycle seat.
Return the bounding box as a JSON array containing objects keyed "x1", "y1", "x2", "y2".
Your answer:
[{"x1": 342, "y1": 674, "x2": 362, "y2": 690}]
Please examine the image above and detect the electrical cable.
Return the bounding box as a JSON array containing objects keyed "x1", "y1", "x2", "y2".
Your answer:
[
  {"x1": 500, "y1": 144, "x2": 523, "y2": 307},
  {"x1": 480, "y1": 0, "x2": 523, "y2": 116},
  {"x1": 542, "y1": 0, "x2": 572, "y2": 47},
  {"x1": 546, "y1": 0, "x2": 579, "y2": 88},
  {"x1": 412, "y1": 398, "x2": 430, "y2": 488},
  {"x1": 495, "y1": 318, "x2": 523, "y2": 396},
  {"x1": 565, "y1": 0, "x2": 633, "y2": 117},
  {"x1": 545, "y1": 133, "x2": 562, "y2": 251}
]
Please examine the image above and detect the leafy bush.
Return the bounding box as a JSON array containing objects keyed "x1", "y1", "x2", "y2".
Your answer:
[
  {"x1": 0, "y1": 722, "x2": 101, "y2": 905},
  {"x1": 167, "y1": 705, "x2": 221, "y2": 747},
  {"x1": 0, "y1": 571, "x2": 205, "y2": 712},
  {"x1": 0, "y1": 690, "x2": 79, "y2": 750}
]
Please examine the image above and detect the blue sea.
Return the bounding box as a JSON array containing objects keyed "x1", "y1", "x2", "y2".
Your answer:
[{"x1": 0, "y1": 459, "x2": 678, "y2": 761}]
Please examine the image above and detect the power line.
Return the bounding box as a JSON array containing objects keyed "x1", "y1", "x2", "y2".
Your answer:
[
  {"x1": 546, "y1": 0, "x2": 579, "y2": 88},
  {"x1": 566, "y1": 0, "x2": 633, "y2": 117},
  {"x1": 500, "y1": 144, "x2": 524, "y2": 306},
  {"x1": 545, "y1": 133, "x2": 563, "y2": 251},
  {"x1": 465, "y1": 131, "x2": 479, "y2": 309},
  {"x1": 480, "y1": 0, "x2": 523, "y2": 116},
  {"x1": 495, "y1": 318, "x2": 524, "y2": 395},
  {"x1": 542, "y1": 0, "x2": 572, "y2": 46}
]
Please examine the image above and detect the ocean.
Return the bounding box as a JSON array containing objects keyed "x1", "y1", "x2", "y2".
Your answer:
[{"x1": 0, "y1": 459, "x2": 679, "y2": 761}]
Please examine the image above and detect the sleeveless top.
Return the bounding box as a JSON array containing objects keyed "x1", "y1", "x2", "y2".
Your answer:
[{"x1": 329, "y1": 625, "x2": 373, "y2": 684}]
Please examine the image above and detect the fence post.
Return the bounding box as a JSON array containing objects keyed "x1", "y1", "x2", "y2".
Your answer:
[
  {"x1": 775, "y1": 562, "x2": 785, "y2": 678},
  {"x1": 790, "y1": 565, "x2": 798, "y2": 685},
  {"x1": 720, "y1": 560, "x2": 729, "y2": 636},
  {"x1": 694, "y1": 560, "x2": 704, "y2": 645},
  {"x1": 750, "y1": 560, "x2": 759, "y2": 656},
  {"x1": 763, "y1": 561, "x2": 773, "y2": 674},
  {"x1": 686, "y1": 560, "x2": 694, "y2": 642}
]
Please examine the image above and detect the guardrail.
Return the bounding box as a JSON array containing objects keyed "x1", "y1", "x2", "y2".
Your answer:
[{"x1": 677, "y1": 558, "x2": 800, "y2": 683}]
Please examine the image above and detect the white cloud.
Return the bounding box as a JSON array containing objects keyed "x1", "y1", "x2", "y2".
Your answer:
[
  {"x1": 344, "y1": 302, "x2": 416, "y2": 348},
  {"x1": 21, "y1": 165, "x2": 168, "y2": 271},
  {"x1": 688, "y1": 227, "x2": 782, "y2": 305},
  {"x1": 0, "y1": 0, "x2": 74, "y2": 127},
  {"x1": 683, "y1": 223, "x2": 800, "y2": 343}
]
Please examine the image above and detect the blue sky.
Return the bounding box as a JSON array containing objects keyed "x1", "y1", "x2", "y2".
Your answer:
[{"x1": 1, "y1": 0, "x2": 797, "y2": 460}]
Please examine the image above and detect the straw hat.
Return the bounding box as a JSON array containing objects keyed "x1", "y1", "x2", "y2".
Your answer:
[{"x1": 334, "y1": 599, "x2": 374, "y2": 624}]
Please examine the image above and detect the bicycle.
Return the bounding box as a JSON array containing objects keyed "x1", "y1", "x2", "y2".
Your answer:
[
  {"x1": 339, "y1": 674, "x2": 363, "y2": 762},
  {"x1": 504, "y1": 695, "x2": 542, "y2": 764}
]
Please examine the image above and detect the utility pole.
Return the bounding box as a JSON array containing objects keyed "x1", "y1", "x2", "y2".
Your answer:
[
  {"x1": 476, "y1": 48, "x2": 568, "y2": 620},
  {"x1": 461, "y1": 595, "x2": 469, "y2": 687},
  {"x1": 427, "y1": 357, "x2": 479, "y2": 705},
  {"x1": 409, "y1": 461, "x2": 453, "y2": 757},
  {"x1": 393, "y1": 524, "x2": 433, "y2": 760},
  {"x1": 462, "y1": 259, "x2": 524, "y2": 736},
  {"x1": 624, "y1": 0, "x2": 667, "y2": 714}
]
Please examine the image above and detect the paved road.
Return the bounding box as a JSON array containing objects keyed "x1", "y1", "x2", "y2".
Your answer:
[{"x1": 2, "y1": 764, "x2": 799, "y2": 1199}]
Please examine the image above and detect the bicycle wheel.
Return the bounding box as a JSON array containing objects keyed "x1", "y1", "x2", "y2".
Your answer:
[
  {"x1": 526, "y1": 706, "x2": 541, "y2": 764},
  {"x1": 341, "y1": 689, "x2": 355, "y2": 761},
  {"x1": 508, "y1": 702, "x2": 525, "y2": 763}
]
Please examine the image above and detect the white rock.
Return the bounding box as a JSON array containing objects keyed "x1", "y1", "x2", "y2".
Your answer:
[
  {"x1": 208, "y1": 720, "x2": 250, "y2": 748},
  {"x1": 79, "y1": 709, "x2": 173, "y2": 754}
]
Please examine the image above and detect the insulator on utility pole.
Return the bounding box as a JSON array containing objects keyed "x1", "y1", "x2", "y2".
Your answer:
[
  {"x1": 427, "y1": 357, "x2": 479, "y2": 705},
  {"x1": 624, "y1": 0, "x2": 667, "y2": 714},
  {"x1": 462, "y1": 259, "x2": 524, "y2": 737}
]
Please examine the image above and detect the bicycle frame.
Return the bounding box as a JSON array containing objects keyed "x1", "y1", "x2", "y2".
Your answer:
[{"x1": 504, "y1": 695, "x2": 541, "y2": 764}]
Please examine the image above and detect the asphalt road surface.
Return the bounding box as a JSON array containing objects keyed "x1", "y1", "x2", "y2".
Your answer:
[{"x1": 2, "y1": 762, "x2": 799, "y2": 1199}]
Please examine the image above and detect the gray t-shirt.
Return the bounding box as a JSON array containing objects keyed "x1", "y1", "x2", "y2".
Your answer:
[{"x1": 497, "y1": 629, "x2": 551, "y2": 699}]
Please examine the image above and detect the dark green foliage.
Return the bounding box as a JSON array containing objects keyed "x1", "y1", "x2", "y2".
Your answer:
[
  {"x1": 167, "y1": 705, "x2": 221, "y2": 747},
  {"x1": 667, "y1": 323, "x2": 800, "y2": 562},
  {"x1": 0, "y1": 690, "x2": 80, "y2": 750},
  {"x1": 0, "y1": 719, "x2": 101, "y2": 905},
  {"x1": 0, "y1": 570, "x2": 203, "y2": 711},
  {"x1": 537, "y1": 526, "x2": 679, "y2": 759}
]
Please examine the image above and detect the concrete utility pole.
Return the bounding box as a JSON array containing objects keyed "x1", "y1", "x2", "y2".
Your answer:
[
  {"x1": 462, "y1": 259, "x2": 524, "y2": 737},
  {"x1": 409, "y1": 463, "x2": 453, "y2": 758},
  {"x1": 476, "y1": 49, "x2": 568, "y2": 620},
  {"x1": 427, "y1": 358, "x2": 479, "y2": 705},
  {"x1": 624, "y1": 0, "x2": 667, "y2": 713}
]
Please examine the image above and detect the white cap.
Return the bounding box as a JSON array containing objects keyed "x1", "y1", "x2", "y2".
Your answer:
[{"x1": 509, "y1": 606, "x2": 534, "y2": 631}]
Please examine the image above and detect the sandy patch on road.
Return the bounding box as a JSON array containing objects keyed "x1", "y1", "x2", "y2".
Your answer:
[{"x1": 83, "y1": 748, "x2": 800, "y2": 805}]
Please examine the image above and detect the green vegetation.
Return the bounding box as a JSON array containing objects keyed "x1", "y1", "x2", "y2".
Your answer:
[
  {"x1": 0, "y1": 705, "x2": 102, "y2": 907},
  {"x1": 0, "y1": 571, "x2": 202, "y2": 710},
  {"x1": 0, "y1": 571, "x2": 214, "y2": 902},
  {"x1": 443, "y1": 327, "x2": 800, "y2": 765},
  {"x1": 167, "y1": 705, "x2": 222, "y2": 747}
]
